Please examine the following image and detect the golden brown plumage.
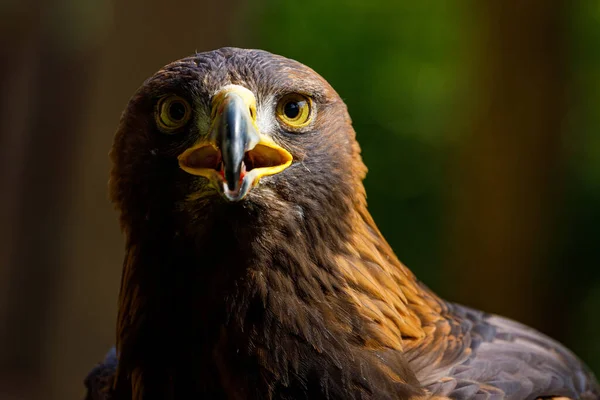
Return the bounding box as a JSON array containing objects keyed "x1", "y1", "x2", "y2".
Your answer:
[{"x1": 85, "y1": 48, "x2": 599, "y2": 400}]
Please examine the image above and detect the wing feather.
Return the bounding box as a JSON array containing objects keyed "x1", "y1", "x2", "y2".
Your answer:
[
  {"x1": 85, "y1": 348, "x2": 117, "y2": 400},
  {"x1": 407, "y1": 303, "x2": 599, "y2": 400}
]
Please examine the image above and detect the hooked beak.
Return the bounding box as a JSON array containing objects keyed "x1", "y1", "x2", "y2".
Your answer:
[{"x1": 178, "y1": 85, "x2": 293, "y2": 201}]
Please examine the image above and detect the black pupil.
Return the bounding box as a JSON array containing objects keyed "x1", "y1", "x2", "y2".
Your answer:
[
  {"x1": 168, "y1": 101, "x2": 186, "y2": 121},
  {"x1": 284, "y1": 101, "x2": 301, "y2": 119}
]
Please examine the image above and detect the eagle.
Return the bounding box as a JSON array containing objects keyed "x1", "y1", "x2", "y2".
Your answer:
[{"x1": 85, "y1": 47, "x2": 599, "y2": 400}]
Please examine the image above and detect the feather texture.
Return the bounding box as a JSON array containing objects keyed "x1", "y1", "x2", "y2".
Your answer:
[{"x1": 85, "y1": 48, "x2": 599, "y2": 400}]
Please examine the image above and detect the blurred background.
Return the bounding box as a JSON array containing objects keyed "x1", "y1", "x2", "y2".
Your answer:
[{"x1": 1, "y1": 0, "x2": 599, "y2": 399}]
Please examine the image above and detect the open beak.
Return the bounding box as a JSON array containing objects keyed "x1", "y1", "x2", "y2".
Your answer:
[{"x1": 178, "y1": 85, "x2": 292, "y2": 201}]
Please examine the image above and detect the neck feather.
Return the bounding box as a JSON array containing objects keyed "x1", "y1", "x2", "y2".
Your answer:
[{"x1": 114, "y1": 191, "x2": 441, "y2": 398}]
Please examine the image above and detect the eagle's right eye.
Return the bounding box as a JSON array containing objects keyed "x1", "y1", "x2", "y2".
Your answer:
[
  {"x1": 156, "y1": 95, "x2": 191, "y2": 133},
  {"x1": 276, "y1": 93, "x2": 313, "y2": 130}
]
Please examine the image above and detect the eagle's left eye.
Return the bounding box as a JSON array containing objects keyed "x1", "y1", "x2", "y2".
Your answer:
[
  {"x1": 156, "y1": 95, "x2": 191, "y2": 133},
  {"x1": 276, "y1": 93, "x2": 313, "y2": 129}
]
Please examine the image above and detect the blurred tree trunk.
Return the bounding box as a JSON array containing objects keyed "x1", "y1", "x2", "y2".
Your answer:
[
  {"x1": 446, "y1": 0, "x2": 567, "y2": 331},
  {"x1": 0, "y1": 2, "x2": 101, "y2": 399}
]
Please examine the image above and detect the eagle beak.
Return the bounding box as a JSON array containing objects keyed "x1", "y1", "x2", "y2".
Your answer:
[{"x1": 178, "y1": 85, "x2": 293, "y2": 201}]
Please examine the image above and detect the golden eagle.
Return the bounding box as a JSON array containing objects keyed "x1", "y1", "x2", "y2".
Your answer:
[{"x1": 85, "y1": 48, "x2": 599, "y2": 400}]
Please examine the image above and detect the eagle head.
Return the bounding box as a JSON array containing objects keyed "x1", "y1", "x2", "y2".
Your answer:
[{"x1": 110, "y1": 47, "x2": 367, "y2": 240}]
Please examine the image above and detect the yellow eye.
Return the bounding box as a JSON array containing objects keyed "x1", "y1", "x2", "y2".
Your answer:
[
  {"x1": 276, "y1": 93, "x2": 312, "y2": 129},
  {"x1": 156, "y1": 95, "x2": 191, "y2": 132}
]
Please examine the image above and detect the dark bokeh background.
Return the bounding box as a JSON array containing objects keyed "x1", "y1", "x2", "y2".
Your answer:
[{"x1": 1, "y1": 1, "x2": 599, "y2": 399}]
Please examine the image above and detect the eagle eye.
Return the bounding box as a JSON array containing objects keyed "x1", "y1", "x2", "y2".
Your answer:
[
  {"x1": 276, "y1": 93, "x2": 312, "y2": 129},
  {"x1": 156, "y1": 95, "x2": 191, "y2": 133}
]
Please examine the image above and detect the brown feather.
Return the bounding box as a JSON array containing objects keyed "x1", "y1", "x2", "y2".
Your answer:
[{"x1": 83, "y1": 48, "x2": 599, "y2": 400}]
